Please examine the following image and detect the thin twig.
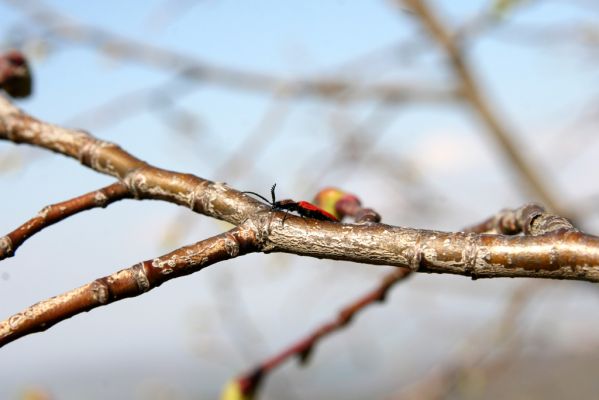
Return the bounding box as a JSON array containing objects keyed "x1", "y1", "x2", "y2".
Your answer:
[
  {"x1": 0, "y1": 181, "x2": 130, "y2": 259},
  {"x1": 233, "y1": 267, "x2": 412, "y2": 398}
]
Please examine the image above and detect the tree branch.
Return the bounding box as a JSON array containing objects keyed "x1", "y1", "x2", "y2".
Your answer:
[
  {"x1": 2, "y1": 93, "x2": 599, "y2": 282},
  {"x1": 0, "y1": 182, "x2": 130, "y2": 259},
  {"x1": 0, "y1": 225, "x2": 258, "y2": 348},
  {"x1": 226, "y1": 200, "x2": 576, "y2": 398},
  {"x1": 2, "y1": 93, "x2": 599, "y2": 350}
]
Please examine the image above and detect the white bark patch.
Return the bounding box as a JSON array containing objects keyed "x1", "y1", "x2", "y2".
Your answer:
[
  {"x1": 190, "y1": 182, "x2": 206, "y2": 211},
  {"x1": 477, "y1": 247, "x2": 492, "y2": 265},
  {"x1": 37, "y1": 206, "x2": 51, "y2": 219},
  {"x1": 461, "y1": 233, "x2": 479, "y2": 274},
  {"x1": 123, "y1": 169, "x2": 147, "y2": 198},
  {"x1": 92, "y1": 281, "x2": 109, "y2": 304},
  {"x1": 408, "y1": 231, "x2": 423, "y2": 271},
  {"x1": 0, "y1": 323, "x2": 10, "y2": 339},
  {"x1": 224, "y1": 235, "x2": 239, "y2": 257},
  {"x1": 132, "y1": 263, "x2": 150, "y2": 292},
  {"x1": 0, "y1": 283, "x2": 94, "y2": 339},
  {"x1": 152, "y1": 257, "x2": 176, "y2": 274},
  {"x1": 201, "y1": 181, "x2": 228, "y2": 217},
  {"x1": 94, "y1": 190, "x2": 108, "y2": 207},
  {"x1": 0, "y1": 236, "x2": 13, "y2": 256},
  {"x1": 7, "y1": 313, "x2": 23, "y2": 330},
  {"x1": 77, "y1": 138, "x2": 118, "y2": 174},
  {"x1": 145, "y1": 183, "x2": 172, "y2": 199},
  {"x1": 422, "y1": 246, "x2": 438, "y2": 262},
  {"x1": 167, "y1": 175, "x2": 196, "y2": 208},
  {"x1": 45, "y1": 125, "x2": 87, "y2": 146}
]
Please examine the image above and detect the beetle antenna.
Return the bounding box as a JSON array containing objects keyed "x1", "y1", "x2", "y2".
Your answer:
[
  {"x1": 271, "y1": 183, "x2": 277, "y2": 204},
  {"x1": 242, "y1": 190, "x2": 273, "y2": 205}
]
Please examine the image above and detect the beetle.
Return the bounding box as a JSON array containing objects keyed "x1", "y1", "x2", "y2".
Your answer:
[{"x1": 243, "y1": 184, "x2": 338, "y2": 222}]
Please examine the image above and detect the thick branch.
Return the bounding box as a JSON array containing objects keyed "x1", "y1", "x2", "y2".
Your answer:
[
  {"x1": 2, "y1": 95, "x2": 599, "y2": 283},
  {"x1": 261, "y1": 214, "x2": 599, "y2": 282},
  {"x1": 236, "y1": 203, "x2": 572, "y2": 397},
  {"x1": 0, "y1": 182, "x2": 130, "y2": 259},
  {"x1": 0, "y1": 226, "x2": 258, "y2": 347}
]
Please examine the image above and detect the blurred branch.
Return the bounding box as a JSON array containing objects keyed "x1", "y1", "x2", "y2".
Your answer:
[
  {"x1": 230, "y1": 267, "x2": 412, "y2": 398},
  {"x1": 6, "y1": 0, "x2": 457, "y2": 104},
  {"x1": 302, "y1": 104, "x2": 399, "y2": 189},
  {"x1": 63, "y1": 73, "x2": 203, "y2": 130},
  {"x1": 400, "y1": 0, "x2": 565, "y2": 215},
  {"x1": 144, "y1": 0, "x2": 204, "y2": 32},
  {"x1": 211, "y1": 94, "x2": 291, "y2": 181},
  {"x1": 393, "y1": 280, "x2": 543, "y2": 400}
]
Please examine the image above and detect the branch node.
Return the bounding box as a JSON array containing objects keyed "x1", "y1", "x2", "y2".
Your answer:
[
  {"x1": 376, "y1": 288, "x2": 389, "y2": 303},
  {"x1": 133, "y1": 262, "x2": 151, "y2": 292},
  {"x1": 519, "y1": 203, "x2": 545, "y2": 235},
  {"x1": 77, "y1": 134, "x2": 121, "y2": 174},
  {"x1": 462, "y1": 233, "x2": 480, "y2": 278},
  {"x1": 223, "y1": 233, "x2": 240, "y2": 257},
  {"x1": 409, "y1": 232, "x2": 423, "y2": 271},
  {"x1": 122, "y1": 166, "x2": 149, "y2": 199},
  {"x1": 298, "y1": 347, "x2": 313, "y2": 364},
  {"x1": 239, "y1": 367, "x2": 264, "y2": 397},
  {"x1": 190, "y1": 180, "x2": 212, "y2": 212},
  {"x1": 339, "y1": 309, "x2": 354, "y2": 326},
  {"x1": 91, "y1": 279, "x2": 110, "y2": 304}
]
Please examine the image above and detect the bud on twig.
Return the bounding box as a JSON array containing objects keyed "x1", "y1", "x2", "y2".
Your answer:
[{"x1": 0, "y1": 50, "x2": 32, "y2": 98}]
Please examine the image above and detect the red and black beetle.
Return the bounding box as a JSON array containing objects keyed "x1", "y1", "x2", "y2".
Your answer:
[{"x1": 243, "y1": 184, "x2": 338, "y2": 222}]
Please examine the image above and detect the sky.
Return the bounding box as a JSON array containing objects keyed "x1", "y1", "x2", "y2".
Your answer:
[{"x1": 0, "y1": 1, "x2": 598, "y2": 399}]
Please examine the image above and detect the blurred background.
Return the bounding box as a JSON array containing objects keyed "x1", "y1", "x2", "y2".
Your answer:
[{"x1": 0, "y1": 0, "x2": 598, "y2": 399}]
